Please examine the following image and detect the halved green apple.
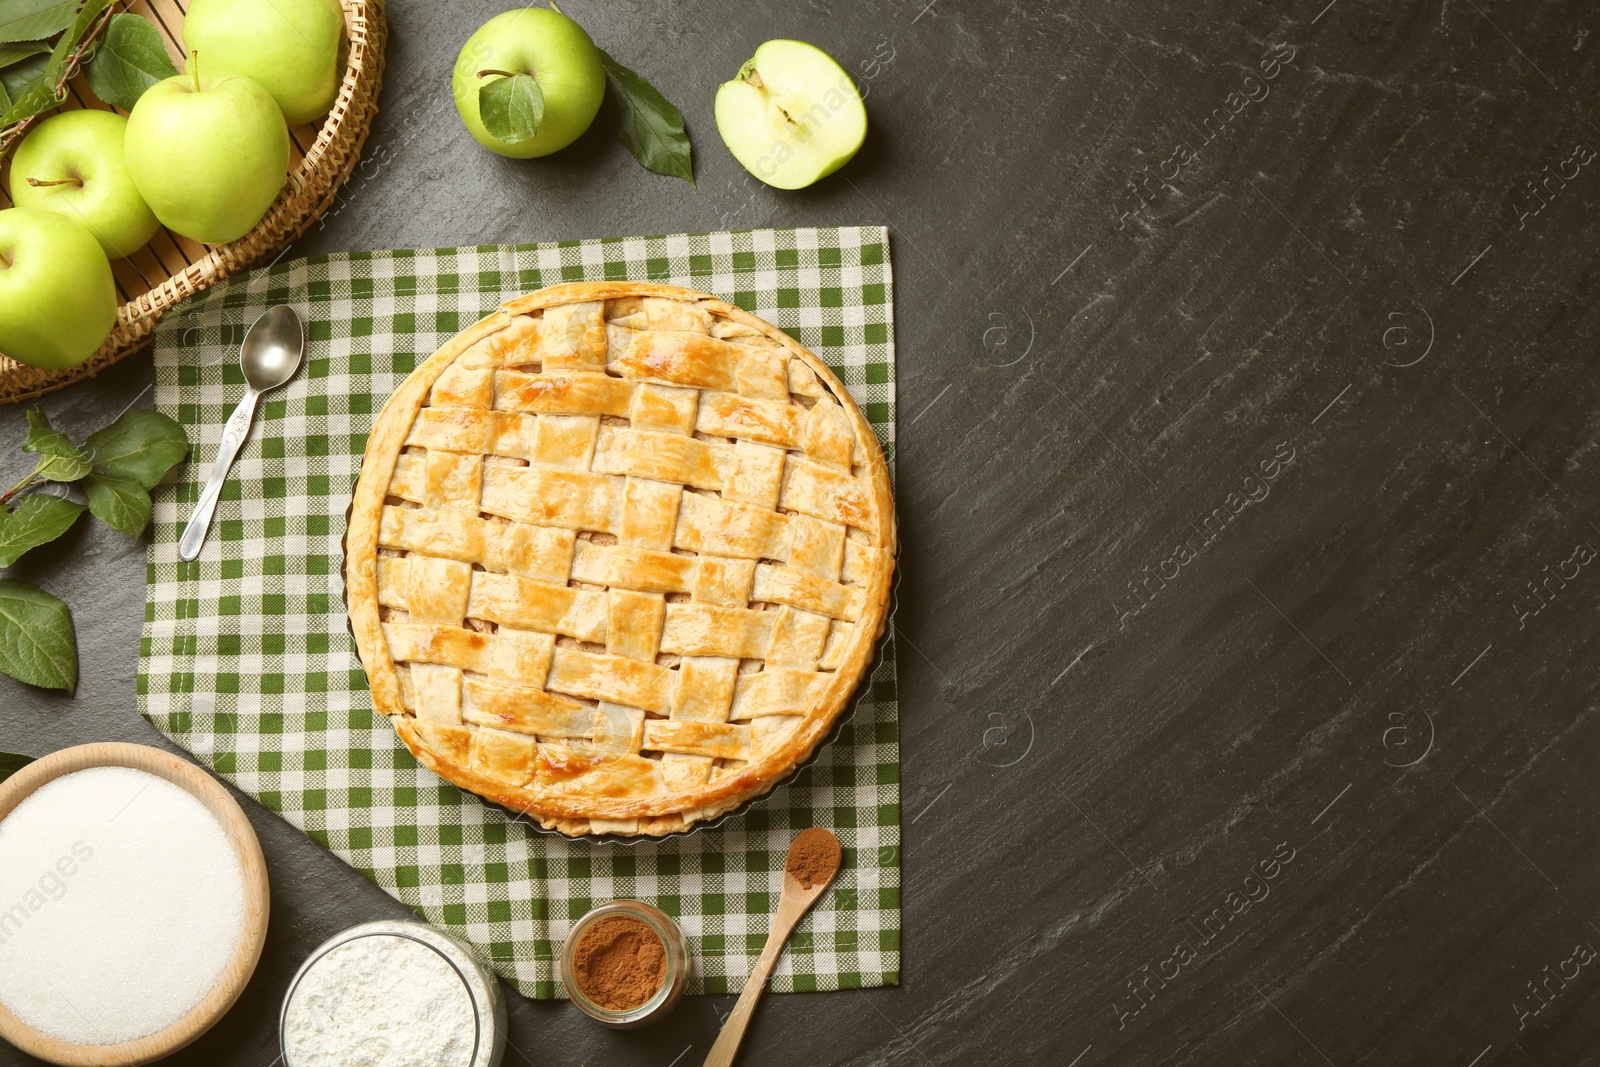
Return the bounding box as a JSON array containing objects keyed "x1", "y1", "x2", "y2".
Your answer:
[{"x1": 714, "y1": 40, "x2": 867, "y2": 190}]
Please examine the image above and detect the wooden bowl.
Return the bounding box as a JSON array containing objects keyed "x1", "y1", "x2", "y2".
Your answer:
[
  {"x1": 0, "y1": 0, "x2": 387, "y2": 403},
  {"x1": 0, "y1": 742, "x2": 270, "y2": 1066}
]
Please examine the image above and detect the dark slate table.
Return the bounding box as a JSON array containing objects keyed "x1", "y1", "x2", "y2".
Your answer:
[{"x1": 6, "y1": 0, "x2": 1600, "y2": 1063}]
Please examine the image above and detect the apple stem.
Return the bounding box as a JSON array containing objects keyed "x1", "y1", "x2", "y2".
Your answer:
[
  {"x1": 191, "y1": 49, "x2": 200, "y2": 92},
  {"x1": 0, "y1": 249, "x2": 10, "y2": 270},
  {"x1": 477, "y1": 68, "x2": 520, "y2": 79},
  {"x1": 27, "y1": 177, "x2": 83, "y2": 189},
  {"x1": 0, "y1": 473, "x2": 34, "y2": 506}
]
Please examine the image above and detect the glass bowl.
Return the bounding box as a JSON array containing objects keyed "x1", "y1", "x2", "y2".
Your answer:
[
  {"x1": 279, "y1": 919, "x2": 506, "y2": 1067},
  {"x1": 559, "y1": 900, "x2": 690, "y2": 1028}
]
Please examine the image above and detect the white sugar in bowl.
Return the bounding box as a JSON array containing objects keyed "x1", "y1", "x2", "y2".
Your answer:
[{"x1": 0, "y1": 742, "x2": 270, "y2": 1067}]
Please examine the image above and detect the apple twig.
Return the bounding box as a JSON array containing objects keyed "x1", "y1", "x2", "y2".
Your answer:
[
  {"x1": 0, "y1": 2, "x2": 121, "y2": 157},
  {"x1": 0, "y1": 473, "x2": 36, "y2": 508}
]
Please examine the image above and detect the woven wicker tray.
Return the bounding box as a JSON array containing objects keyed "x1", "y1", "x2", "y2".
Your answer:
[{"x1": 0, "y1": 0, "x2": 386, "y2": 403}]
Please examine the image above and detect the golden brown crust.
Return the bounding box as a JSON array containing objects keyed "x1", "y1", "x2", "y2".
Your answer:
[{"x1": 345, "y1": 282, "x2": 895, "y2": 837}]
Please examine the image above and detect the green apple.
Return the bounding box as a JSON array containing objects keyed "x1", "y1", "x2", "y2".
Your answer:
[
  {"x1": 451, "y1": 8, "x2": 605, "y2": 158},
  {"x1": 0, "y1": 208, "x2": 117, "y2": 369},
  {"x1": 715, "y1": 40, "x2": 867, "y2": 190},
  {"x1": 182, "y1": 0, "x2": 345, "y2": 126},
  {"x1": 9, "y1": 110, "x2": 159, "y2": 259},
  {"x1": 125, "y1": 66, "x2": 290, "y2": 244}
]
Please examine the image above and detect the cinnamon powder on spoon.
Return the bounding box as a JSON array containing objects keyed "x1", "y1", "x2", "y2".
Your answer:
[
  {"x1": 571, "y1": 916, "x2": 667, "y2": 1012},
  {"x1": 786, "y1": 827, "x2": 843, "y2": 889}
]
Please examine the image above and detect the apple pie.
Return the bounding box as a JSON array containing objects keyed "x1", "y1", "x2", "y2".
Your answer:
[{"x1": 344, "y1": 282, "x2": 895, "y2": 837}]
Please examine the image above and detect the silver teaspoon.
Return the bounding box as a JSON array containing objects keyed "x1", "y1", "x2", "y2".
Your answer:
[{"x1": 177, "y1": 305, "x2": 305, "y2": 562}]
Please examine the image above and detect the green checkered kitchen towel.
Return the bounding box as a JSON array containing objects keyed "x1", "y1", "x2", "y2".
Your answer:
[{"x1": 136, "y1": 227, "x2": 898, "y2": 998}]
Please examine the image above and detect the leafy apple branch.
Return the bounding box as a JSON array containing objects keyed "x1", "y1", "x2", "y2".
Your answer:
[
  {"x1": 0, "y1": 0, "x2": 180, "y2": 155},
  {"x1": 0, "y1": 406, "x2": 187, "y2": 693},
  {"x1": 0, "y1": 0, "x2": 116, "y2": 152}
]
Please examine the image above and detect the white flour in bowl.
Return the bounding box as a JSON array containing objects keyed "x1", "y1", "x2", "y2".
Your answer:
[
  {"x1": 282, "y1": 934, "x2": 477, "y2": 1067},
  {"x1": 0, "y1": 765, "x2": 245, "y2": 1044}
]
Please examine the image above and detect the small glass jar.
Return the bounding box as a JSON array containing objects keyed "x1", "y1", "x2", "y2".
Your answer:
[
  {"x1": 280, "y1": 919, "x2": 506, "y2": 1067},
  {"x1": 559, "y1": 900, "x2": 690, "y2": 1028}
]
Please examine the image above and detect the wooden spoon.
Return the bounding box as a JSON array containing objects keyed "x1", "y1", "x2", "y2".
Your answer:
[{"x1": 702, "y1": 828, "x2": 843, "y2": 1067}]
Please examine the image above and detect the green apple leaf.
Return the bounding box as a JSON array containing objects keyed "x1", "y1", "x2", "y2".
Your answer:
[
  {"x1": 598, "y1": 49, "x2": 693, "y2": 185},
  {"x1": 83, "y1": 12, "x2": 178, "y2": 111},
  {"x1": 0, "y1": 73, "x2": 51, "y2": 123},
  {"x1": 0, "y1": 48, "x2": 43, "y2": 94},
  {"x1": 0, "y1": 494, "x2": 84, "y2": 567},
  {"x1": 0, "y1": 38, "x2": 49, "y2": 67},
  {"x1": 22, "y1": 409, "x2": 91, "y2": 484},
  {"x1": 83, "y1": 407, "x2": 188, "y2": 490},
  {"x1": 0, "y1": 0, "x2": 76, "y2": 46},
  {"x1": 82, "y1": 472, "x2": 150, "y2": 537},
  {"x1": 0, "y1": 578, "x2": 76, "y2": 693},
  {"x1": 478, "y1": 72, "x2": 543, "y2": 144},
  {"x1": 0, "y1": 50, "x2": 52, "y2": 124},
  {"x1": 44, "y1": 0, "x2": 108, "y2": 89},
  {"x1": 0, "y1": 750, "x2": 34, "y2": 783}
]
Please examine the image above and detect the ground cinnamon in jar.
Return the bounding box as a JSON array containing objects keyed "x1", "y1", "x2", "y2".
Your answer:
[
  {"x1": 786, "y1": 827, "x2": 843, "y2": 889},
  {"x1": 570, "y1": 915, "x2": 667, "y2": 1011}
]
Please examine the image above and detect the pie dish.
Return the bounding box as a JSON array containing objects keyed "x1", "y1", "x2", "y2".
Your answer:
[{"x1": 344, "y1": 282, "x2": 895, "y2": 837}]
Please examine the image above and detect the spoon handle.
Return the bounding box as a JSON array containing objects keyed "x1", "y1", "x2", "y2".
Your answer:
[
  {"x1": 178, "y1": 388, "x2": 261, "y2": 563},
  {"x1": 702, "y1": 889, "x2": 818, "y2": 1067}
]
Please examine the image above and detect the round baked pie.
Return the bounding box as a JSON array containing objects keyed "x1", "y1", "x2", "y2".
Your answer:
[{"x1": 344, "y1": 282, "x2": 895, "y2": 837}]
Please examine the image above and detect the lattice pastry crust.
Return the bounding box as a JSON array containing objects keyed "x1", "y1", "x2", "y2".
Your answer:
[{"x1": 345, "y1": 282, "x2": 896, "y2": 837}]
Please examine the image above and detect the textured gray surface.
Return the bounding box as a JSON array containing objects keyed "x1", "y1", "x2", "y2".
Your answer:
[{"x1": 4, "y1": 0, "x2": 1600, "y2": 1063}]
